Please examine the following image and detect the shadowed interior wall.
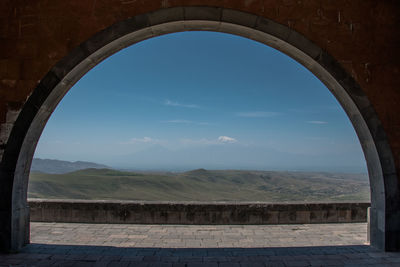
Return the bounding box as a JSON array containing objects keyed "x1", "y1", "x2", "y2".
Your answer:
[{"x1": 0, "y1": 0, "x2": 399, "y2": 252}]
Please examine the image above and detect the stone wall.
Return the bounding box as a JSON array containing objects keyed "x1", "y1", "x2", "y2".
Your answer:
[
  {"x1": 0, "y1": 0, "x2": 399, "y2": 175},
  {"x1": 29, "y1": 199, "x2": 370, "y2": 225}
]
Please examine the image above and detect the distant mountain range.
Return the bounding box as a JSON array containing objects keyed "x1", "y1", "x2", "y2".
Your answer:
[
  {"x1": 107, "y1": 143, "x2": 367, "y2": 173},
  {"x1": 31, "y1": 158, "x2": 109, "y2": 174}
]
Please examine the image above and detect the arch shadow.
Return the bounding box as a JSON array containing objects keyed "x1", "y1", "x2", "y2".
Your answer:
[{"x1": 1, "y1": 7, "x2": 398, "y2": 251}]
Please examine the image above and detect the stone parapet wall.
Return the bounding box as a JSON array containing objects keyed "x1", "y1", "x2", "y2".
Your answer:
[{"x1": 29, "y1": 199, "x2": 370, "y2": 225}]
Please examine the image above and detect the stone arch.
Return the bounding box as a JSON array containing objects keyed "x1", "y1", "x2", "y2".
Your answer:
[{"x1": 1, "y1": 7, "x2": 398, "y2": 251}]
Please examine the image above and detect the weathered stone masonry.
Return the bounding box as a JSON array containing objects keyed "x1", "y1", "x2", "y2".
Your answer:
[
  {"x1": 0, "y1": 1, "x2": 399, "y2": 165},
  {"x1": 29, "y1": 199, "x2": 370, "y2": 225}
]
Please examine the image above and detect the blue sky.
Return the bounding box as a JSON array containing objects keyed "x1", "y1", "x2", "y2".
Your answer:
[{"x1": 34, "y1": 31, "x2": 367, "y2": 173}]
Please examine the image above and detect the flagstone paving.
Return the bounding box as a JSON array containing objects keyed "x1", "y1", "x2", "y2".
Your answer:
[
  {"x1": 1, "y1": 222, "x2": 400, "y2": 266},
  {"x1": 30, "y1": 222, "x2": 368, "y2": 248}
]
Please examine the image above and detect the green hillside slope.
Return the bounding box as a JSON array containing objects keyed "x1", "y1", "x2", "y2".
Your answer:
[{"x1": 28, "y1": 168, "x2": 370, "y2": 202}]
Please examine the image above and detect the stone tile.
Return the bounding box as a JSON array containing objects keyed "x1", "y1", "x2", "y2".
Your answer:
[
  {"x1": 265, "y1": 262, "x2": 285, "y2": 267},
  {"x1": 72, "y1": 261, "x2": 96, "y2": 267},
  {"x1": 283, "y1": 260, "x2": 311, "y2": 266},
  {"x1": 240, "y1": 262, "x2": 265, "y2": 267},
  {"x1": 148, "y1": 263, "x2": 172, "y2": 267},
  {"x1": 128, "y1": 262, "x2": 150, "y2": 267},
  {"x1": 93, "y1": 260, "x2": 111, "y2": 267},
  {"x1": 387, "y1": 257, "x2": 400, "y2": 263},
  {"x1": 30, "y1": 222, "x2": 369, "y2": 248},
  {"x1": 220, "y1": 262, "x2": 240, "y2": 267},
  {"x1": 309, "y1": 259, "x2": 344, "y2": 266},
  {"x1": 187, "y1": 263, "x2": 217, "y2": 267}
]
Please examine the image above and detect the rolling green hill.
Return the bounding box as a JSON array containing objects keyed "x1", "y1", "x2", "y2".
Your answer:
[
  {"x1": 28, "y1": 168, "x2": 370, "y2": 202},
  {"x1": 31, "y1": 158, "x2": 109, "y2": 174}
]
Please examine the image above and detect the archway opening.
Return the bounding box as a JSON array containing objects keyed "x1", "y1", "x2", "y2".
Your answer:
[
  {"x1": 30, "y1": 31, "x2": 369, "y2": 202},
  {"x1": 27, "y1": 31, "x2": 370, "y2": 249}
]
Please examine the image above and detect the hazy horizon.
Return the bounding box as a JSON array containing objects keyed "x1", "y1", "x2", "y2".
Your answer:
[
  {"x1": 32, "y1": 157, "x2": 367, "y2": 174},
  {"x1": 34, "y1": 31, "x2": 368, "y2": 174}
]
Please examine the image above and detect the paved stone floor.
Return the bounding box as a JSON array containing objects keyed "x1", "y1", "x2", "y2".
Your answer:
[
  {"x1": 30, "y1": 222, "x2": 368, "y2": 248},
  {"x1": 1, "y1": 222, "x2": 400, "y2": 266}
]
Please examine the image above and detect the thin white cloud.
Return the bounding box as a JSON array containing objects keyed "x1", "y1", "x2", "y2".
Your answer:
[
  {"x1": 218, "y1": 136, "x2": 237, "y2": 143},
  {"x1": 162, "y1": 120, "x2": 211, "y2": 126},
  {"x1": 163, "y1": 120, "x2": 193, "y2": 124},
  {"x1": 164, "y1": 99, "x2": 199, "y2": 108},
  {"x1": 306, "y1": 121, "x2": 328, "y2": 124},
  {"x1": 121, "y1": 137, "x2": 160, "y2": 145},
  {"x1": 197, "y1": 122, "x2": 211, "y2": 126},
  {"x1": 180, "y1": 136, "x2": 238, "y2": 146},
  {"x1": 236, "y1": 111, "x2": 280, "y2": 118}
]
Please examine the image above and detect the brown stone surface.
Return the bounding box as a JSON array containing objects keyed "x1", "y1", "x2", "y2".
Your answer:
[{"x1": 0, "y1": 0, "x2": 399, "y2": 174}]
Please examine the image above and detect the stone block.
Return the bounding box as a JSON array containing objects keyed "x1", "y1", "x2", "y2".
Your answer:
[
  {"x1": 148, "y1": 7, "x2": 184, "y2": 25},
  {"x1": 296, "y1": 211, "x2": 311, "y2": 224},
  {"x1": 151, "y1": 21, "x2": 185, "y2": 35},
  {"x1": 310, "y1": 210, "x2": 326, "y2": 223},
  {"x1": 255, "y1": 16, "x2": 290, "y2": 41},
  {"x1": 287, "y1": 30, "x2": 322, "y2": 60},
  {"x1": 184, "y1": 6, "x2": 221, "y2": 21},
  {"x1": 325, "y1": 209, "x2": 338, "y2": 223},
  {"x1": 278, "y1": 211, "x2": 297, "y2": 224},
  {"x1": 221, "y1": 9, "x2": 258, "y2": 28},
  {"x1": 337, "y1": 209, "x2": 351, "y2": 222}
]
